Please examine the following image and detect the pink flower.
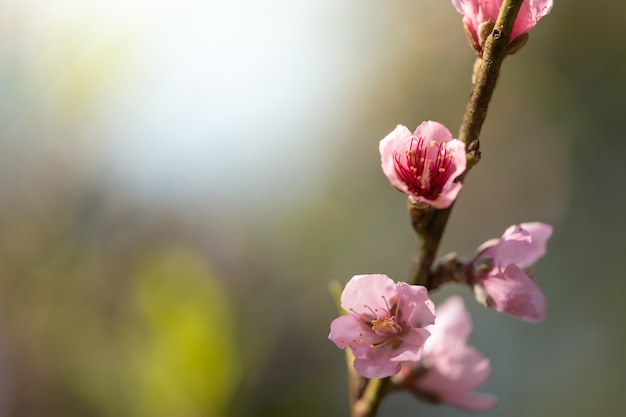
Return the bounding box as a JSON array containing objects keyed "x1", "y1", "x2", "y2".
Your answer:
[
  {"x1": 472, "y1": 222, "x2": 553, "y2": 322},
  {"x1": 452, "y1": 0, "x2": 553, "y2": 53},
  {"x1": 401, "y1": 296, "x2": 496, "y2": 412},
  {"x1": 328, "y1": 274, "x2": 436, "y2": 378},
  {"x1": 379, "y1": 122, "x2": 466, "y2": 209}
]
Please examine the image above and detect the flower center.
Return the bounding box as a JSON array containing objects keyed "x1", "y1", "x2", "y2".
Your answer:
[
  {"x1": 371, "y1": 315, "x2": 402, "y2": 336},
  {"x1": 393, "y1": 136, "x2": 455, "y2": 200}
]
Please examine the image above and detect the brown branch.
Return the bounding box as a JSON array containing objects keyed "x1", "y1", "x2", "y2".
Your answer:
[{"x1": 408, "y1": 0, "x2": 526, "y2": 288}]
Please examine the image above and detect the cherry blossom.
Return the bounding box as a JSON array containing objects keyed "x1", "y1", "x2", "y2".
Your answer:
[
  {"x1": 400, "y1": 296, "x2": 496, "y2": 412},
  {"x1": 472, "y1": 222, "x2": 552, "y2": 322},
  {"x1": 452, "y1": 0, "x2": 553, "y2": 53},
  {"x1": 379, "y1": 122, "x2": 466, "y2": 209},
  {"x1": 329, "y1": 274, "x2": 436, "y2": 378}
]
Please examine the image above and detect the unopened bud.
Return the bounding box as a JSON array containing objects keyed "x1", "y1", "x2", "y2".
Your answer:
[
  {"x1": 506, "y1": 33, "x2": 529, "y2": 55},
  {"x1": 463, "y1": 22, "x2": 480, "y2": 52},
  {"x1": 472, "y1": 256, "x2": 493, "y2": 278},
  {"x1": 478, "y1": 20, "x2": 495, "y2": 47}
]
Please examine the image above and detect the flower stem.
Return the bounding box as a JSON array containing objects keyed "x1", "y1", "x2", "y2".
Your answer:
[
  {"x1": 348, "y1": 1, "x2": 526, "y2": 415},
  {"x1": 408, "y1": 0, "x2": 525, "y2": 288},
  {"x1": 351, "y1": 378, "x2": 390, "y2": 417}
]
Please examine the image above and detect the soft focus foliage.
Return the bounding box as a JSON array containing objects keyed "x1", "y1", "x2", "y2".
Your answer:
[
  {"x1": 131, "y1": 251, "x2": 239, "y2": 416},
  {"x1": 0, "y1": 1, "x2": 626, "y2": 417}
]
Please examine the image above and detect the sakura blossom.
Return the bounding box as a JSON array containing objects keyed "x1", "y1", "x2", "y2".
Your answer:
[
  {"x1": 379, "y1": 122, "x2": 466, "y2": 209},
  {"x1": 452, "y1": 0, "x2": 554, "y2": 53},
  {"x1": 400, "y1": 296, "x2": 496, "y2": 412},
  {"x1": 472, "y1": 222, "x2": 553, "y2": 322},
  {"x1": 328, "y1": 274, "x2": 436, "y2": 378}
]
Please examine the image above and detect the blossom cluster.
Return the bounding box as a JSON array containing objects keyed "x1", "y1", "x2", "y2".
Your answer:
[
  {"x1": 330, "y1": 119, "x2": 553, "y2": 410},
  {"x1": 328, "y1": 0, "x2": 554, "y2": 413},
  {"x1": 329, "y1": 220, "x2": 551, "y2": 411}
]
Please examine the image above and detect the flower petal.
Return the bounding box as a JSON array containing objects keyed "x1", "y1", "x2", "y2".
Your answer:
[
  {"x1": 340, "y1": 274, "x2": 396, "y2": 318},
  {"x1": 397, "y1": 283, "x2": 436, "y2": 328},
  {"x1": 379, "y1": 125, "x2": 413, "y2": 195},
  {"x1": 391, "y1": 328, "x2": 431, "y2": 362},
  {"x1": 516, "y1": 222, "x2": 553, "y2": 268},
  {"x1": 424, "y1": 296, "x2": 471, "y2": 354},
  {"x1": 440, "y1": 391, "x2": 498, "y2": 413},
  {"x1": 477, "y1": 264, "x2": 546, "y2": 323},
  {"x1": 328, "y1": 314, "x2": 383, "y2": 358},
  {"x1": 353, "y1": 353, "x2": 402, "y2": 379}
]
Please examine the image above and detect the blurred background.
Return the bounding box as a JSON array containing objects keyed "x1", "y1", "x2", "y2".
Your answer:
[{"x1": 0, "y1": 0, "x2": 625, "y2": 416}]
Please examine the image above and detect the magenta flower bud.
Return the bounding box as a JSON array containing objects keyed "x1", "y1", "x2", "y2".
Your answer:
[
  {"x1": 452, "y1": 0, "x2": 553, "y2": 54},
  {"x1": 379, "y1": 122, "x2": 466, "y2": 209},
  {"x1": 328, "y1": 274, "x2": 436, "y2": 378},
  {"x1": 472, "y1": 222, "x2": 553, "y2": 322},
  {"x1": 400, "y1": 296, "x2": 496, "y2": 412}
]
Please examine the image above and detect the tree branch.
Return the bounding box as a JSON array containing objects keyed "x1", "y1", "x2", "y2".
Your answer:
[{"x1": 348, "y1": 1, "x2": 526, "y2": 415}]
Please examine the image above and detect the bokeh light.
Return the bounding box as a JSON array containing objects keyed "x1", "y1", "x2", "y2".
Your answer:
[{"x1": 0, "y1": 1, "x2": 625, "y2": 416}]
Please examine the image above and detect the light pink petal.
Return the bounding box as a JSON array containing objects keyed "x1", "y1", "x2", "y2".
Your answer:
[
  {"x1": 430, "y1": 182, "x2": 463, "y2": 209},
  {"x1": 446, "y1": 138, "x2": 468, "y2": 180},
  {"x1": 425, "y1": 296, "x2": 471, "y2": 354},
  {"x1": 391, "y1": 328, "x2": 431, "y2": 362},
  {"x1": 478, "y1": 0, "x2": 500, "y2": 22},
  {"x1": 511, "y1": 0, "x2": 554, "y2": 40},
  {"x1": 396, "y1": 283, "x2": 436, "y2": 328},
  {"x1": 435, "y1": 347, "x2": 491, "y2": 390},
  {"x1": 484, "y1": 222, "x2": 552, "y2": 269},
  {"x1": 340, "y1": 274, "x2": 396, "y2": 318},
  {"x1": 451, "y1": 0, "x2": 479, "y2": 17},
  {"x1": 478, "y1": 264, "x2": 546, "y2": 323},
  {"x1": 516, "y1": 222, "x2": 553, "y2": 268},
  {"x1": 379, "y1": 125, "x2": 413, "y2": 195},
  {"x1": 412, "y1": 120, "x2": 454, "y2": 144},
  {"x1": 490, "y1": 234, "x2": 531, "y2": 267},
  {"x1": 452, "y1": 0, "x2": 481, "y2": 38},
  {"x1": 441, "y1": 391, "x2": 498, "y2": 412},
  {"x1": 328, "y1": 314, "x2": 383, "y2": 358},
  {"x1": 353, "y1": 353, "x2": 402, "y2": 379},
  {"x1": 415, "y1": 346, "x2": 495, "y2": 411}
]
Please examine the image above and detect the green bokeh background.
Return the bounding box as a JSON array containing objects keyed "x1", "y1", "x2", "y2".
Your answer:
[{"x1": 1, "y1": 1, "x2": 625, "y2": 416}]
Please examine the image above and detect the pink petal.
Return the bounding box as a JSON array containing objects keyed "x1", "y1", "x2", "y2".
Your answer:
[
  {"x1": 412, "y1": 120, "x2": 453, "y2": 144},
  {"x1": 391, "y1": 328, "x2": 431, "y2": 362},
  {"x1": 478, "y1": 264, "x2": 546, "y2": 323},
  {"x1": 441, "y1": 391, "x2": 498, "y2": 413},
  {"x1": 511, "y1": 0, "x2": 554, "y2": 40},
  {"x1": 516, "y1": 222, "x2": 553, "y2": 268},
  {"x1": 490, "y1": 234, "x2": 531, "y2": 267},
  {"x1": 353, "y1": 353, "x2": 402, "y2": 379},
  {"x1": 424, "y1": 296, "x2": 471, "y2": 354},
  {"x1": 328, "y1": 314, "x2": 383, "y2": 358},
  {"x1": 396, "y1": 283, "x2": 436, "y2": 328},
  {"x1": 484, "y1": 222, "x2": 552, "y2": 268},
  {"x1": 379, "y1": 125, "x2": 414, "y2": 195},
  {"x1": 340, "y1": 274, "x2": 396, "y2": 318}
]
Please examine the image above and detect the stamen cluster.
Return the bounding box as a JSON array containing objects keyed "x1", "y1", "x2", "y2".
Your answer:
[{"x1": 379, "y1": 122, "x2": 466, "y2": 209}]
